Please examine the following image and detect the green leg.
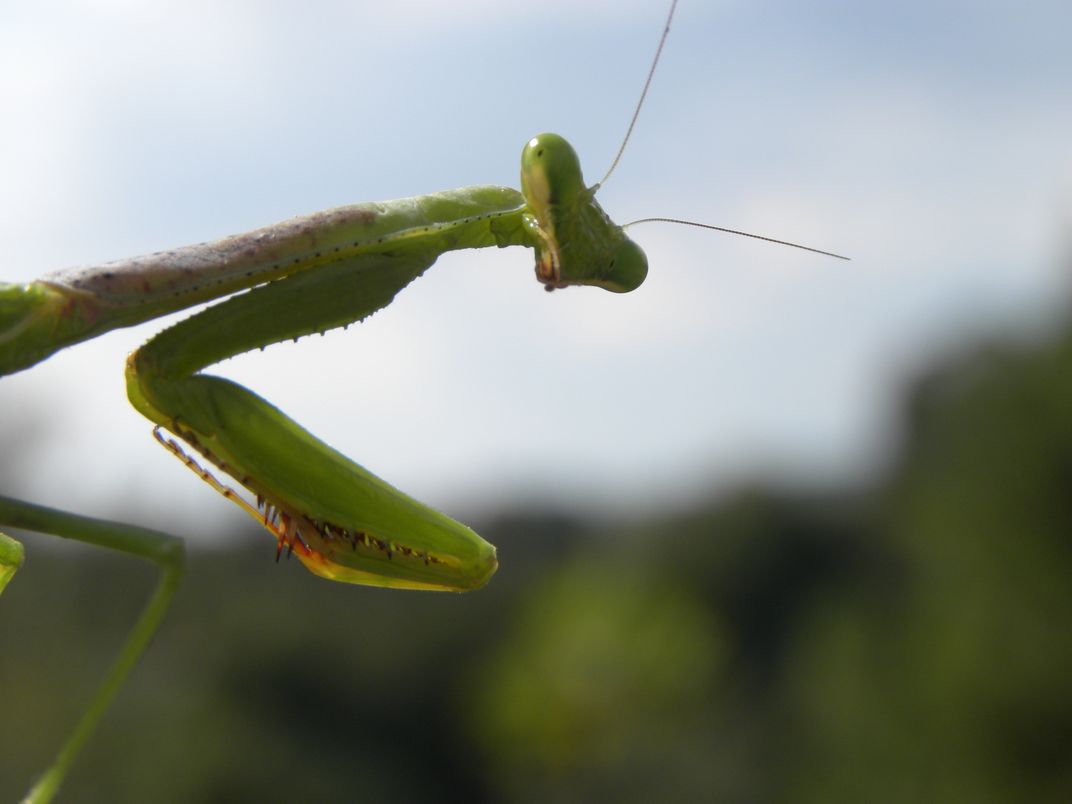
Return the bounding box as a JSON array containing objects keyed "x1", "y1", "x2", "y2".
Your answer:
[
  {"x1": 0, "y1": 494, "x2": 184, "y2": 804},
  {"x1": 0, "y1": 528, "x2": 23, "y2": 593}
]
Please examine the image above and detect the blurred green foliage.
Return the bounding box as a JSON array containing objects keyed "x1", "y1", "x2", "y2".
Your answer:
[{"x1": 2, "y1": 316, "x2": 1071, "y2": 802}]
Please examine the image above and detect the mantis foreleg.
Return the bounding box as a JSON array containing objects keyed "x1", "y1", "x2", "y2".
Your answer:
[{"x1": 126, "y1": 241, "x2": 499, "y2": 591}]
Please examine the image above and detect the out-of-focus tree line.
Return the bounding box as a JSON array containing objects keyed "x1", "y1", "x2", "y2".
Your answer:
[{"x1": 2, "y1": 307, "x2": 1071, "y2": 802}]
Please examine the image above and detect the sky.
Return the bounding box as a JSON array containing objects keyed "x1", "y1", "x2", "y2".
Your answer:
[{"x1": 2, "y1": 0, "x2": 1071, "y2": 540}]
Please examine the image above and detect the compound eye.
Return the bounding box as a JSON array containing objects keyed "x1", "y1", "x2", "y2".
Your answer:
[
  {"x1": 520, "y1": 133, "x2": 585, "y2": 207},
  {"x1": 604, "y1": 238, "x2": 648, "y2": 293}
]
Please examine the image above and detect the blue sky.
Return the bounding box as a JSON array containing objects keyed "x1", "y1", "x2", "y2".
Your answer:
[{"x1": 2, "y1": 1, "x2": 1070, "y2": 538}]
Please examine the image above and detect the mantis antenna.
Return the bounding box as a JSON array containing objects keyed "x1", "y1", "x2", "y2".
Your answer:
[
  {"x1": 594, "y1": 0, "x2": 678, "y2": 191},
  {"x1": 625, "y1": 217, "x2": 851, "y2": 261},
  {"x1": 595, "y1": 0, "x2": 848, "y2": 262}
]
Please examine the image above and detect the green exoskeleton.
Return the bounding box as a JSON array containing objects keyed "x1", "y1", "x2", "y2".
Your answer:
[
  {"x1": 0, "y1": 1, "x2": 845, "y2": 799},
  {"x1": 3, "y1": 133, "x2": 643, "y2": 595},
  {"x1": 0, "y1": 130, "x2": 650, "y2": 803}
]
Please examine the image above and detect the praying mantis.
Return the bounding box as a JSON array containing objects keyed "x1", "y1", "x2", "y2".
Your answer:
[{"x1": 0, "y1": 2, "x2": 847, "y2": 800}]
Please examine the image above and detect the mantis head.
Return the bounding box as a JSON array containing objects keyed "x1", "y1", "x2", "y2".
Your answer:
[{"x1": 520, "y1": 133, "x2": 648, "y2": 294}]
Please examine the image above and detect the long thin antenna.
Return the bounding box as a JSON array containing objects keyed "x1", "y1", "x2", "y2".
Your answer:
[
  {"x1": 594, "y1": 0, "x2": 678, "y2": 191},
  {"x1": 626, "y1": 217, "x2": 851, "y2": 260}
]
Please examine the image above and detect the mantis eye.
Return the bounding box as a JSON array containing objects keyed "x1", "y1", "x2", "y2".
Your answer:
[
  {"x1": 521, "y1": 133, "x2": 586, "y2": 207},
  {"x1": 604, "y1": 237, "x2": 648, "y2": 293}
]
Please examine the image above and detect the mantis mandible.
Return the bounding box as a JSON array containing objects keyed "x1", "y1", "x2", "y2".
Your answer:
[{"x1": 0, "y1": 2, "x2": 846, "y2": 800}]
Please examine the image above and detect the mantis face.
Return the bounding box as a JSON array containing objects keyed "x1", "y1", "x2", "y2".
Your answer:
[{"x1": 520, "y1": 133, "x2": 648, "y2": 294}]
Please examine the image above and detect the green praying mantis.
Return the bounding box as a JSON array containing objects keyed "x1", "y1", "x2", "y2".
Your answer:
[{"x1": 1, "y1": 2, "x2": 847, "y2": 800}]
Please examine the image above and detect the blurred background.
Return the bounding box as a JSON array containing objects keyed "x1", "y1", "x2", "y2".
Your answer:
[{"x1": 2, "y1": 1, "x2": 1071, "y2": 800}]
